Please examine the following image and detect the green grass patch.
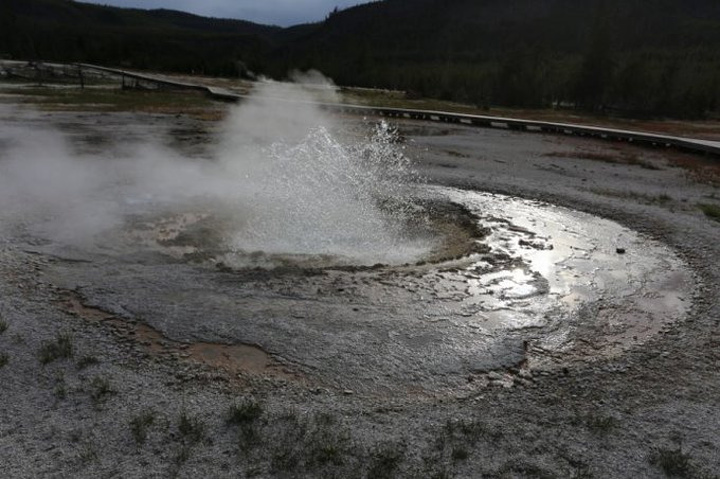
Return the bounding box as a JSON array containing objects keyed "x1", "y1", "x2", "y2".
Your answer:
[
  {"x1": 227, "y1": 398, "x2": 263, "y2": 425},
  {"x1": 650, "y1": 447, "x2": 695, "y2": 478},
  {"x1": 590, "y1": 188, "x2": 675, "y2": 205},
  {"x1": 76, "y1": 355, "x2": 100, "y2": 370},
  {"x1": 38, "y1": 333, "x2": 74, "y2": 364},
  {"x1": 54, "y1": 381, "x2": 67, "y2": 400},
  {"x1": 263, "y1": 411, "x2": 352, "y2": 473},
  {"x1": 443, "y1": 418, "x2": 495, "y2": 444},
  {"x1": 178, "y1": 410, "x2": 206, "y2": 445},
  {"x1": 89, "y1": 375, "x2": 115, "y2": 406},
  {"x1": 698, "y1": 203, "x2": 720, "y2": 221},
  {"x1": 451, "y1": 446, "x2": 469, "y2": 462},
  {"x1": 8, "y1": 85, "x2": 219, "y2": 115},
  {"x1": 585, "y1": 414, "x2": 617, "y2": 437},
  {"x1": 130, "y1": 411, "x2": 156, "y2": 445},
  {"x1": 79, "y1": 442, "x2": 98, "y2": 464},
  {"x1": 227, "y1": 399, "x2": 264, "y2": 452},
  {"x1": 367, "y1": 442, "x2": 405, "y2": 479},
  {"x1": 543, "y1": 149, "x2": 659, "y2": 169},
  {"x1": 305, "y1": 413, "x2": 349, "y2": 468}
]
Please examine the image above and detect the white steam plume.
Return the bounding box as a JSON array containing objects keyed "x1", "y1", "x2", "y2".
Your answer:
[{"x1": 0, "y1": 73, "x2": 431, "y2": 265}]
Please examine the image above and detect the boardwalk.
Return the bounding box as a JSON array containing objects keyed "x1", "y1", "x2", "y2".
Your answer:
[{"x1": 78, "y1": 63, "x2": 720, "y2": 158}]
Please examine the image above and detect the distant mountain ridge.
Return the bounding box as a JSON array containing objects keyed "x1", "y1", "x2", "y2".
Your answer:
[
  {"x1": 4, "y1": 0, "x2": 281, "y2": 34},
  {"x1": 3, "y1": 0, "x2": 720, "y2": 117},
  {"x1": 0, "y1": 0, "x2": 284, "y2": 75}
]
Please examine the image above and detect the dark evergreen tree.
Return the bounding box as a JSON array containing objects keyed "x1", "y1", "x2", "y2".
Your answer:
[{"x1": 574, "y1": 1, "x2": 615, "y2": 111}]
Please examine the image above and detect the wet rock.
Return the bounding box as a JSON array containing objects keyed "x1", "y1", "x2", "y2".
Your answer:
[
  {"x1": 517, "y1": 369, "x2": 533, "y2": 380},
  {"x1": 493, "y1": 379, "x2": 513, "y2": 389},
  {"x1": 487, "y1": 371, "x2": 503, "y2": 381},
  {"x1": 514, "y1": 378, "x2": 533, "y2": 388}
]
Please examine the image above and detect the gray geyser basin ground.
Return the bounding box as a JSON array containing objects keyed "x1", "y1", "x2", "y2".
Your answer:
[
  {"x1": 0, "y1": 104, "x2": 694, "y2": 395},
  {"x1": 39, "y1": 183, "x2": 692, "y2": 394},
  {"x1": 4, "y1": 104, "x2": 720, "y2": 478}
]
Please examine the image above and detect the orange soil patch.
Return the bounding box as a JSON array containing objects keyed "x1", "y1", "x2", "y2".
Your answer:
[{"x1": 58, "y1": 290, "x2": 300, "y2": 382}]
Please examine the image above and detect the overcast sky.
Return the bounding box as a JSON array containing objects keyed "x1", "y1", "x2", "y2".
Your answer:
[{"x1": 79, "y1": 1, "x2": 371, "y2": 27}]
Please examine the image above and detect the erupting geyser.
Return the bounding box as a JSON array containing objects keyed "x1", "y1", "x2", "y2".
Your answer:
[
  {"x1": 213, "y1": 78, "x2": 444, "y2": 266},
  {"x1": 0, "y1": 74, "x2": 694, "y2": 394},
  {"x1": 0, "y1": 75, "x2": 440, "y2": 266},
  {"x1": 219, "y1": 98, "x2": 434, "y2": 265}
]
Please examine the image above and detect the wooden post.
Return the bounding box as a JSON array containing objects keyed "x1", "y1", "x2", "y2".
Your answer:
[
  {"x1": 35, "y1": 62, "x2": 44, "y2": 87},
  {"x1": 77, "y1": 64, "x2": 84, "y2": 89}
]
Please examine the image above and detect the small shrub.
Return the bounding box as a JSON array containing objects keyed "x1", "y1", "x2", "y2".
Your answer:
[
  {"x1": 698, "y1": 203, "x2": 720, "y2": 221},
  {"x1": 130, "y1": 411, "x2": 156, "y2": 445},
  {"x1": 271, "y1": 446, "x2": 302, "y2": 473},
  {"x1": 0, "y1": 352, "x2": 8, "y2": 368},
  {"x1": 54, "y1": 383, "x2": 67, "y2": 399},
  {"x1": 307, "y1": 416, "x2": 350, "y2": 468},
  {"x1": 238, "y1": 423, "x2": 261, "y2": 452},
  {"x1": 69, "y1": 430, "x2": 82, "y2": 443},
  {"x1": 228, "y1": 399, "x2": 264, "y2": 452},
  {"x1": 586, "y1": 415, "x2": 617, "y2": 436},
  {"x1": 54, "y1": 378, "x2": 67, "y2": 400},
  {"x1": 79, "y1": 442, "x2": 98, "y2": 464},
  {"x1": 39, "y1": 333, "x2": 73, "y2": 364},
  {"x1": 650, "y1": 447, "x2": 694, "y2": 478},
  {"x1": 268, "y1": 413, "x2": 308, "y2": 472},
  {"x1": 669, "y1": 155, "x2": 720, "y2": 186},
  {"x1": 175, "y1": 445, "x2": 192, "y2": 465},
  {"x1": 309, "y1": 442, "x2": 345, "y2": 467},
  {"x1": 178, "y1": 411, "x2": 205, "y2": 445},
  {"x1": 89, "y1": 376, "x2": 115, "y2": 406},
  {"x1": 451, "y1": 447, "x2": 469, "y2": 462},
  {"x1": 367, "y1": 442, "x2": 405, "y2": 479},
  {"x1": 444, "y1": 418, "x2": 491, "y2": 445},
  {"x1": 76, "y1": 355, "x2": 99, "y2": 370},
  {"x1": 227, "y1": 399, "x2": 263, "y2": 425},
  {"x1": 0, "y1": 319, "x2": 8, "y2": 335}
]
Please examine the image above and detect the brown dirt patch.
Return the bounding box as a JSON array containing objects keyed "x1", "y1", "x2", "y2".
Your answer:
[{"x1": 57, "y1": 290, "x2": 299, "y2": 381}]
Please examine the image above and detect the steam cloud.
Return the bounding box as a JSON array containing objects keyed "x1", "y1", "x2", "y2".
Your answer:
[{"x1": 0, "y1": 73, "x2": 431, "y2": 264}]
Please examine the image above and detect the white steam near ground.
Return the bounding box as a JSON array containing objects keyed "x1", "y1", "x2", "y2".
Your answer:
[{"x1": 0, "y1": 74, "x2": 433, "y2": 265}]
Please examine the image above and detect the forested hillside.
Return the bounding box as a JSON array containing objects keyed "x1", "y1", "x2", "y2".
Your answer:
[
  {"x1": 3, "y1": 0, "x2": 720, "y2": 118},
  {"x1": 0, "y1": 0, "x2": 281, "y2": 75},
  {"x1": 282, "y1": 0, "x2": 720, "y2": 118}
]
